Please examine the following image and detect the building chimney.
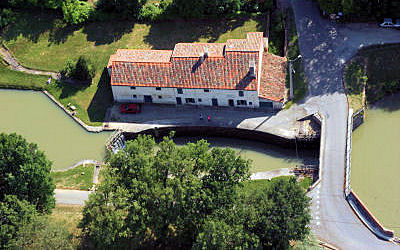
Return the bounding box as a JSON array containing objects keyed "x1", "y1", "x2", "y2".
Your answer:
[
  {"x1": 199, "y1": 48, "x2": 208, "y2": 63},
  {"x1": 204, "y1": 47, "x2": 208, "y2": 58},
  {"x1": 249, "y1": 60, "x2": 256, "y2": 78}
]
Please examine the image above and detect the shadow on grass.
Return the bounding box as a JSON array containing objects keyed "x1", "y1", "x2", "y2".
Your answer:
[
  {"x1": 51, "y1": 80, "x2": 90, "y2": 99},
  {"x1": 144, "y1": 15, "x2": 263, "y2": 49},
  {"x1": 82, "y1": 20, "x2": 135, "y2": 46},
  {"x1": 87, "y1": 68, "x2": 114, "y2": 123}
]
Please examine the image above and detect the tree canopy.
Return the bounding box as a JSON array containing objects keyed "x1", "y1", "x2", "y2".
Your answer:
[
  {"x1": 79, "y1": 134, "x2": 310, "y2": 249},
  {"x1": 0, "y1": 133, "x2": 55, "y2": 213}
]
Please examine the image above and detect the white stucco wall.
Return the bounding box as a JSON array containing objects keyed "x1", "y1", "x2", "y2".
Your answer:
[{"x1": 112, "y1": 85, "x2": 260, "y2": 108}]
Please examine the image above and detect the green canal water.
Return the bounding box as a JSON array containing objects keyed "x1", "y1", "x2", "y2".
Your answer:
[
  {"x1": 0, "y1": 90, "x2": 315, "y2": 172},
  {"x1": 352, "y1": 93, "x2": 400, "y2": 233},
  {"x1": 0, "y1": 90, "x2": 111, "y2": 170}
]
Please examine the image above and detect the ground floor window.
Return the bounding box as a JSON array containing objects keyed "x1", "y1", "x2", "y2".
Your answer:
[
  {"x1": 185, "y1": 98, "x2": 195, "y2": 104},
  {"x1": 236, "y1": 100, "x2": 247, "y2": 106},
  {"x1": 133, "y1": 94, "x2": 137, "y2": 98}
]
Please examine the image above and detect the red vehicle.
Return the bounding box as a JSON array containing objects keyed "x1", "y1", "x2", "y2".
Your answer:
[{"x1": 120, "y1": 104, "x2": 141, "y2": 114}]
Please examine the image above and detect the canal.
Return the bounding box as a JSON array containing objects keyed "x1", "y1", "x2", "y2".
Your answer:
[
  {"x1": 352, "y1": 92, "x2": 400, "y2": 233},
  {"x1": 0, "y1": 90, "x2": 316, "y2": 172}
]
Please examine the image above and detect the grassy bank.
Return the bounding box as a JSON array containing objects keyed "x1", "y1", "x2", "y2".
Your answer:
[
  {"x1": 51, "y1": 164, "x2": 94, "y2": 190},
  {"x1": 51, "y1": 204, "x2": 83, "y2": 248},
  {"x1": 344, "y1": 43, "x2": 400, "y2": 111},
  {"x1": 0, "y1": 63, "x2": 48, "y2": 90},
  {"x1": 285, "y1": 8, "x2": 306, "y2": 107}
]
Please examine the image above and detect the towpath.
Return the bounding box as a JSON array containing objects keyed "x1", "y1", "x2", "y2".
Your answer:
[{"x1": 290, "y1": 0, "x2": 400, "y2": 248}]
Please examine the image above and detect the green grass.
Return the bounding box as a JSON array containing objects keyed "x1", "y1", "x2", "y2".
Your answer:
[
  {"x1": 51, "y1": 204, "x2": 83, "y2": 248},
  {"x1": 51, "y1": 164, "x2": 94, "y2": 190},
  {"x1": 285, "y1": 8, "x2": 306, "y2": 103},
  {"x1": 0, "y1": 63, "x2": 48, "y2": 90},
  {"x1": 1, "y1": 11, "x2": 264, "y2": 125}
]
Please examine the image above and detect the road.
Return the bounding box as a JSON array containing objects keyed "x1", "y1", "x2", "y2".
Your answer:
[
  {"x1": 54, "y1": 189, "x2": 90, "y2": 205},
  {"x1": 290, "y1": 0, "x2": 400, "y2": 248}
]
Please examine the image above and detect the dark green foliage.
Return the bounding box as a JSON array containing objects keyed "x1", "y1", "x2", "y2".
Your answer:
[
  {"x1": 0, "y1": 133, "x2": 55, "y2": 213},
  {"x1": 0, "y1": 195, "x2": 37, "y2": 249},
  {"x1": 0, "y1": 9, "x2": 15, "y2": 29},
  {"x1": 61, "y1": 56, "x2": 95, "y2": 81},
  {"x1": 344, "y1": 61, "x2": 367, "y2": 95},
  {"x1": 79, "y1": 135, "x2": 310, "y2": 248},
  {"x1": 9, "y1": 215, "x2": 74, "y2": 249},
  {"x1": 4, "y1": 0, "x2": 63, "y2": 9},
  {"x1": 62, "y1": 0, "x2": 94, "y2": 25},
  {"x1": 96, "y1": 0, "x2": 144, "y2": 19}
]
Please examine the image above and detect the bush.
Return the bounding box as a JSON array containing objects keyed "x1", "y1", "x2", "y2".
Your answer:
[
  {"x1": 0, "y1": 9, "x2": 15, "y2": 29},
  {"x1": 138, "y1": 2, "x2": 165, "y2": 21},
  {"x1": 345, "y1": 61, "x2": 367, "y2": 95},
  {"x1": 62, "y1": 0, "x2": 94, "y2": 25},
  {"x1": 60, "y1": 56, "x2": 95, "y2": 82}
]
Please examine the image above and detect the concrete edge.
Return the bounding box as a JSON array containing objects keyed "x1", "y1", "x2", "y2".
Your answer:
[
  {"x1": 42, "y1": 90, "x2": 104, "y2": 133},
  {"x1": 308, "y1": 111, "x2": 325, "y2": 192}
]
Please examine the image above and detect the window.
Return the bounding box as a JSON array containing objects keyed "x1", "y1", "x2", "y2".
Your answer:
[
  {"x1": 156, "y1": 87, "x2": 162, "y2": 91},
  {"x1": 130, "y1": 86, "x2": 136, "y2": 90},
  {"x1": 132, "y1": 94, "x2": 137, "y2": 98},
  {"x1": 249, "y1": 102, "x2": 252, "y2": 105},
  {"x1": 204, "y1": 89, "x2": 209, "y2": 92},
  {"x1": 158, "y1": 96, "x2": 162, "y2": 99},
  {"x1": 236, "y1": 100, "x2": 247, "y2": 106},
  {"x1": 185, "y1": 98, "x2": 195, "y2": 104},
  {"x1": 177, "y1": 88, "x2": 183, "y2": 94},
  {"x1": 238, "y1": 91, "x2": 244, "y2": 97},
  {"x1": 198, "y1": 98, "x2": 202, "y2": 102}
]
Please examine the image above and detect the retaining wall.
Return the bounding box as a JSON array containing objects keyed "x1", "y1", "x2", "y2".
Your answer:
[
  {"x1": 122, "y1": 125, "x2": 320, "y2": 149},
  {"x1": 352, "y1": 108, "x2": 365, "y2": 130}
]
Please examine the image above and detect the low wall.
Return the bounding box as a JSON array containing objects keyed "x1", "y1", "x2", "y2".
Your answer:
[
  {"x1": 347, "y1": 191, "x2": 394, "y2": 241},
  {"x1": 123, "y1": 125, "x2": 320, "y2": 149}
]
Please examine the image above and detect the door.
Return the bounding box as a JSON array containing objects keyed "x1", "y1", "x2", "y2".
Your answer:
[
  {"x1": 212, "y1": 98, "x2": 218, "y2": 106},
  {"x1": 228, "y1": 99, "x2": 234, "y2": 107},
  {"x1": 176, "y1": 97, "x2": 182, "y2": 105},
  {"x1": 144, "y1": 95, "x2": 153, "y2": 103}
]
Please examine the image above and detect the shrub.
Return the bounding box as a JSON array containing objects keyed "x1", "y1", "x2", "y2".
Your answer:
[
  {"x1": 138, "y1": 2, "x2": 165, "y2": 21},
  {"x1": 60, "y1": 56, "x2": 95, "y2": 82},
  {"x1": 0, "y1": 9, "x2": 15, "y2": 29},
  {"x1": 345, "y1": 61, "x2": 367, "y2": 95},
  {"x1": 62, "y1": 0, "x2": 94, "y2": 25}
]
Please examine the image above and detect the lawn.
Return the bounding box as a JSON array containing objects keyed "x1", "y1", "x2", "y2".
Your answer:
[
  {"x1": 1, "y1": 11, "x2": 264, "y2": 125},
  {"x1": 51, "y1": 204, "x2": 83, "y2": 248},
  {"x1": 51, "y1": 164, "x2": 95, "y2": 190},
  {"x1": 0, "y1": 62, "x2": 48, "y2": 90}
]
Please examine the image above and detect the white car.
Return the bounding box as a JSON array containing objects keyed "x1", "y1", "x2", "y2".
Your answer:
[{"x1": 380, "y1": 18, "x2": 394, "y2": 28}]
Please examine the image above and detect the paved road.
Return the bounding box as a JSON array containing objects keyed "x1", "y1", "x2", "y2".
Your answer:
[
  {"x1": 290, "y1": 0, "x2": 400, "y2": 248},
  {"x1": 54, "y1": 189, "x2": 90, "y2": 205}
]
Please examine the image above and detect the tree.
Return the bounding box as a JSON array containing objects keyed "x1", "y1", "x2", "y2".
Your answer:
[
  {"x1": 80, "y1": 135, "x2": 311, "y2": 248},
  {"x1": 80, "y1": 134, "x2": 251, "y2": 248},
  {"x1": 62, "y1": 0, "x2": 94, "y2": 25},
  {"x1": 96, "y1": 0, "x2": 145, "y2": 19},
  {"x1": 60, "y1": 56, "x2": 95, "y2": 81},
  {"x1": 0, "y1": 195, "x2": 37, "y2": 249},
  {"x1": 10, "y1": 215, "x2": 74, "y2": 249},
  {"x1": 0, "y1": 133, "x2": 55, "y2": 213}
]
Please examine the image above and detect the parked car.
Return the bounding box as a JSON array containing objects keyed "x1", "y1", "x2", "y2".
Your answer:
[
  {"x1": 380, "y1": 18, "x2": 394, "y2": 28},
  {"x1": 120, "y1": 104, "x2": 141, "y2": 114},
  {"x1": 395, "y1": 19, "x2": 400, "y2": 28}
]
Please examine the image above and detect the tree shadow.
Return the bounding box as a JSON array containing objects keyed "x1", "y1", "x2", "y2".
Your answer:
[
  {"x1": 371, "y1": 91, "x2": 400, "y2": 112},
  {"x1": 87, "y1": 68, "x2": 114, "y2": 122},
  {"x1": 82, "y1": 19, "x2": 136, "y2": 46},
  {"x1": 53, "y1": 80, "x2": 90, "y2": 99},
  {"x1": 143, "y1": 16, "x2": 261, "y2": 49}
]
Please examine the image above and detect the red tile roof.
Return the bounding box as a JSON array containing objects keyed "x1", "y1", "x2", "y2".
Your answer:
[
  {"x1": 107, "y1": 49, "x2": 172, "y2": 67},
  {"x1": 108, "y1": 32, "x2": 287, "y2": 102},
  {"x1": 226, "y1": 32, "x2": 263, "y2": 52},
  {"x1": 172, "y1": 43, "x2": 225, "y2": 58},
  {"x1": 259, "y1": 53, "x2": 287, "y2": 102},
  {"x1": 111, "y1": 51, "x2": 259, "y2": 90}
]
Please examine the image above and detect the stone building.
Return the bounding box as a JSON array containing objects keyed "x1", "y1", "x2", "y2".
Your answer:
[{"x1": 108, "y1": 32, "x2": 287, "y2": 109}]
